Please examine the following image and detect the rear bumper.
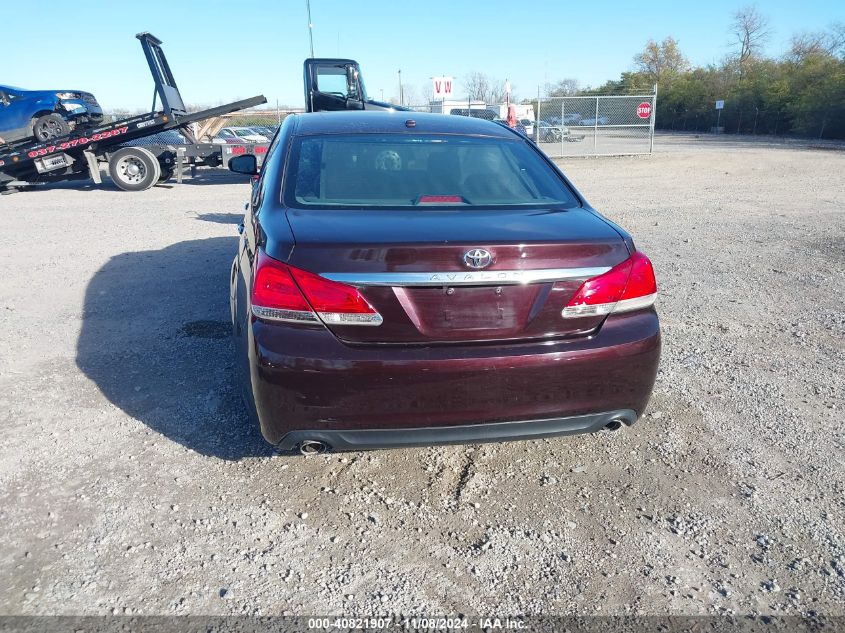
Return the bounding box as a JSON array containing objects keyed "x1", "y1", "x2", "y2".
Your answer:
[
  {"x1": 248, "y1": 309, "x2": 661, "y2": 447},
  {"x1": 276, "y1": 409, "x2": 637, "y2": 451}
]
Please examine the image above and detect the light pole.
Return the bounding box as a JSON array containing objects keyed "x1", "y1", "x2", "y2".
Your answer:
[{"x1": 398, "y1": 69, "x2": 403, "y2": 106}]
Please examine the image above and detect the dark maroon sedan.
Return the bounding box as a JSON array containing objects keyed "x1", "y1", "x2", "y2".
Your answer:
[{"x1": 228, "y1": 111, "x2": 660, "y2": 454}]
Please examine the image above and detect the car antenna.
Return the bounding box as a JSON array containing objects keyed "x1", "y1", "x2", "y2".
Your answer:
[{"x1": 306, "y1": 0, "x2": 315, "y2": 57}]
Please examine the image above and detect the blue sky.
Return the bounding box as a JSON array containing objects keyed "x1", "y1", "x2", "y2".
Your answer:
[{"x1": 2, "y1": 0, "x2": 842, "y2": 111}]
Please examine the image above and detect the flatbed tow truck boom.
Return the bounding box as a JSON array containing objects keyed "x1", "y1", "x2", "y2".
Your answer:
[{"x1": 0, "y1": 33, "x2": 266, "y2": 192}]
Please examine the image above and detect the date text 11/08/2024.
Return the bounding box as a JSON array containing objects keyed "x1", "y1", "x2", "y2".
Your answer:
[{"x1": 306, "y1": 617, "x2": 527, "y2": 629}]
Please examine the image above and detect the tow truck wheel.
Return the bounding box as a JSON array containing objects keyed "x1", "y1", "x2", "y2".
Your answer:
[
  {"x1": 32, "y1": 114, "x2": 71, "y2": 142},
  {"x1": 157, "y1": 167, "x2": 174, "y2": 183},
  {"x1": 108, "y1": 147, "x2": 161, "y2": 192}
]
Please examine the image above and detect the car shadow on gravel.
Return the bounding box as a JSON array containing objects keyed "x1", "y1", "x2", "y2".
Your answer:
[
  {"x1": 75, "y1": 236, "x2": 273, "y2": 460},
  {"x1": 178, "y1": 168, "x2": 252, "y2": 187},
  {"x1": 195, "y1": 212, "x2": 243, "y2": 225}
]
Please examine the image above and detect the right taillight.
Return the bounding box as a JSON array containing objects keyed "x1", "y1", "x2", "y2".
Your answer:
[
  {"x1": 251, "y1": 251, "x2": 382, "y2": 326},
  {"x1": 562, "y1": 251, "x2": 657, "y2": 319}
]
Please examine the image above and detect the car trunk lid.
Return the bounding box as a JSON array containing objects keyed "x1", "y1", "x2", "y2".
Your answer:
[{"x1": 282, "y1": 207, "x2": 630, "y2": 344}]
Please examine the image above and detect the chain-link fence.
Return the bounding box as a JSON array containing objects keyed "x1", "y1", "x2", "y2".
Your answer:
[
  {"x1": 407, "y1": 94, "x2": 656, "y2": 158},
  {"x1": 105, "y1": 96, "x2": 656, "y2": 158},
  {"x1": 535, "y1": 94, "x2": 656, "y2": 157},
  {"x1": 103, "y1": 108, "x2": 302, "y2": 142}
]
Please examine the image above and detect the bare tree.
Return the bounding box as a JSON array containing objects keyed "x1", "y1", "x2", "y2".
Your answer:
[
  {"x1": 463, "y1": 72, "x2": 488, "y2": 101},
  {"x1": 545, "y1": 78, "x2": 580, "y2": 97},
  {"x1": 488, "y1": 80, "x2": 509, "y2": 104},
  {"x1": 832, "y1": 22, "x2": 845, "y2": 56},
  {"x1": 790, "y1": 22, "x2": 845, "y2": 59},
  {"x1": 420, "y1": 81, "x2": 434, "y2": 104},
  {"x1": 402, "y1": 85, "x2": 419, "y2": 107},
  {"x1": 462, "y1": 71, "x2": 508, "y2": 104},
  {"x1": 790, "y1": 31, "x2": 830, "y2": 58},
  {"x1": 731, "y1": 5, "x2": 770, "y2": 79},
  {"x1": 633, "y1": 37, "x2": 689, "y2": 85}
]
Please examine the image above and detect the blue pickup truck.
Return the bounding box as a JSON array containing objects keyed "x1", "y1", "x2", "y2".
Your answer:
[{"x1": 0, "y1": 85, "x2": 103, "y2": 145}]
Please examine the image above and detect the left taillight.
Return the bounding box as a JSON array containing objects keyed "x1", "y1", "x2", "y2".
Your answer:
[
  {"x1": 562, "y1": 251, "x2": 657, "y2": 319},
  {"x1": 251, "y1": 251, "x2": 382, "y2": 326}
]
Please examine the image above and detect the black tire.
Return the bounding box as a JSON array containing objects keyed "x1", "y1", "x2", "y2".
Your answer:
[
  {"x1": 32, "y1": 113, "x2": 70, "y2": 142},
  {"x1": 108, "y1": 147, "x2": 161, "y2": 192}
]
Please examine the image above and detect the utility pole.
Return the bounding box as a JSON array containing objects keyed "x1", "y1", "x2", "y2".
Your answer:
[
  {"x1": 398, "y1": 69, "x2": 404, "y2": 106},
  {"x1": 306, "y1": 0, "x2": 314, "y2": 57}
]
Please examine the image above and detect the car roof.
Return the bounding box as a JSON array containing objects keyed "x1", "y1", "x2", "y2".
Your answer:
[{"x1": 292, "y1": 111, "x2": 518, "y2": 138}]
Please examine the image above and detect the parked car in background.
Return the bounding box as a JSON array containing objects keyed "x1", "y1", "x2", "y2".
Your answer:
[
  {"x1": 123, "y1": 130, "x2": 187, "y2": 146},
  {"x1": 519, "y1": 118, "x2": 534, "y2": 136},
  {"x1": 581, "y1": 116, "x2": 610, "y2": 126},
  {"x1": 228, "y1": 111, "x2": 660, "y2": 454},
  {"x1": 493, "y1": 119, "x2": 528, "y2": 137},
  {"x1": 449, "y1": 108, "x2": 498, "y2": 121},
  {"x1": 536, "y1": 120, "x2": 567, "y2": 142},
  {"x1": 212, "y1": 126, "x2": 270, "y2": 144},
  {"x1": 250, "y1": 125, "x2": 278, "y2": 139},
  {"x1": 0, "y1": 84, "x2": 103, "y2": 144},
  {"x1": 562, "y1": 113, "x2": 583, "y2": 125}
]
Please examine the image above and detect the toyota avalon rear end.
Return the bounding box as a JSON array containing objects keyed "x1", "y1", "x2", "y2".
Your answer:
[{"x1": 229, "y1": 112, "x2": 660, "y2": 453}]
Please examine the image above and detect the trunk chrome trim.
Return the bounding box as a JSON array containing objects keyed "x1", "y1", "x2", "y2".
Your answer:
[
  {"x1": 561, "y1": 292, "x2": 657, "y2": 319},
  {"x1": 318, "y1": 311, "x2": 384, "y2": 326},
  {"x1": 320, "y1": 267, "x2": 611, "y2": 287},
  {"x1": 252, "y1": 305, "x2": 384, "y2": 327},
  {"x1": 252, "y1": 305, "x2": 319, "y2": 323}
]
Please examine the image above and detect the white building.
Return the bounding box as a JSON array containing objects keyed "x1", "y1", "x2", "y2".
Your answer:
[
  {"x1": 428, "y1": 99, "x2": 495, "y2": 117},
  {"x1": 427, "y1": 99, "x2": 535, "y2": 124}
]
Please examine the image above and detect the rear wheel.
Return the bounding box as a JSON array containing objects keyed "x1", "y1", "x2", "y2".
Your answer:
[
  {"x1": 32, "y1": 114, "x2": 70, "y2": 142},
  {"x1": 108, "y1": 147, "x2": 161, "y2": 192}
]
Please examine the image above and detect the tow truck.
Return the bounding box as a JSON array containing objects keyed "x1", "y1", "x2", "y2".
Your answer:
[
  {"x1": 0, "y1": 33, "x2": 267, "y2": 192},
  {"x1": 302, "y1": 58, "x2": 408, "y2": 113}
]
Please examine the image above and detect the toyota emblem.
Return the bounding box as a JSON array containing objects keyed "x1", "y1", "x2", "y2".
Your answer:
[{"x1": 463, "y1": 248, "x2": 493, "y2": 269}]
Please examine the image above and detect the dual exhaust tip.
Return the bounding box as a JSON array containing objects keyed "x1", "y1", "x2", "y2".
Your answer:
[
  {"x1": 298, "y1": 440, "x2": 329, "y2": 455},
  {"x1": 604, "y1": 419, "x2": 624, "y2": 431}
]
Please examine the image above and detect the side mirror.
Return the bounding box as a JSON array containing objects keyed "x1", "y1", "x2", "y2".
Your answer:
[{"x1": 229, "y1": 154, "x2": 258, "y2": 175}]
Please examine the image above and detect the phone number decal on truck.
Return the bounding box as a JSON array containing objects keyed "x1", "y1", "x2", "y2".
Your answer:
[{"x1": 27, "y1": 127, "x2": 130, "y2": 158}]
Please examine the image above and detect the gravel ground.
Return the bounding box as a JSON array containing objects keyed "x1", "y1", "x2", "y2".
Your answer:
[{"x1": 0, "y1": 134, "x2": 843, "y2": 617}]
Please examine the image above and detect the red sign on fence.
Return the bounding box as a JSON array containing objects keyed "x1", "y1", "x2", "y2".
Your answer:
[{"x1": 637, "y1": 102, "x2": 652, "y2": 119}]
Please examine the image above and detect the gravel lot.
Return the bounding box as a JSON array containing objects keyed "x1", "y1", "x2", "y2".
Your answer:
[{"x1": 0, "y1": 134, "x2": 843, "y2": 618}]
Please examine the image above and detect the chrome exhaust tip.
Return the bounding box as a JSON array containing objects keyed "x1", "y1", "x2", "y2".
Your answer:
[
  {"x1": 298, "y1": 440, "x2": 329, "y2": 455},
  {"x1": 604, "y1": 420, "x2": 623, "y2": 432}
]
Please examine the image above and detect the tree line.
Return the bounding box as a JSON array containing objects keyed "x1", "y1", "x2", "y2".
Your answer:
[{"x1": 544, "y1": 7, "x2": 844, "y2": 139}]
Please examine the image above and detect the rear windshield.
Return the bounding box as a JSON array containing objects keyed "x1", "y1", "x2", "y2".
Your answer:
[{"x1": 283, "y1": 134, "x2": 579, "y2": 209}]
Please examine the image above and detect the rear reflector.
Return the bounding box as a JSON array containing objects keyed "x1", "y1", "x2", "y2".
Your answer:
[
  {"x1": 562, "y1": 251, "x2": 657, "y2": 319},
  {"x1": 251, "y1": 251, "x2": 382, "y2": 326}
]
